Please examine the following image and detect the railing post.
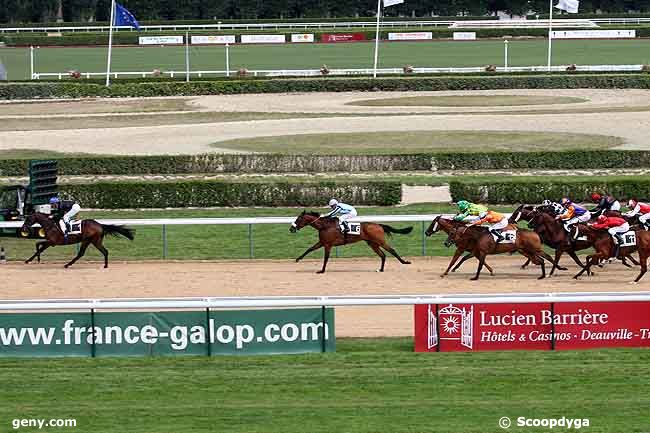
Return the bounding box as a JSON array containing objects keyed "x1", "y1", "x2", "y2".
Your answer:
[
  {"x1": 421, "y1": 221, "x2": 426, "y2": 256},
  {"x1": 248, "y1": 224, "x2": 254, "y2": 259},
  {"x1": 162, "y1": 224, "x2": 168, "y2": 259}
]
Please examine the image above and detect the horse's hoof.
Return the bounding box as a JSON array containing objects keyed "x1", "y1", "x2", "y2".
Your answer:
[
  {"x1": 64, "y1": 265, "x2": 69, "y2": 269},
  {"x1": 295, "y1": 258, "x2": 300, "y2": 263},
  {"x1": 470, "y1": 277, "x2": 479, "y2": 281},
  {"x1": 558, "y1": 266, "x2": 568, "y2": 271},
  {"x1": 537, "y1": 276, "x2": 545, "y2": 280},
  {"x1": 403, "y1": 261, "x2": 411, "y2": 265},
  {"x1": 316, "y1": 270, "x2": 325, "y2": 274},
  {"x1": 490, "y1": 272, "x2": 495, "y2": 276},
  {"x1": 440, "y1": 274, "x2": 446, "y2": 278},
  {"x1": 520, "y1": 266, "x2": 527, "y2": 270},
  {"x1": 630, "y1": 281, "x2": 639, "y2": 285}
]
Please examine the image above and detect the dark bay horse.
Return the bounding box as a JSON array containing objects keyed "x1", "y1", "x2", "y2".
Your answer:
[
  {"x1": 425, "y1": 216, "x2": 494, "y2": 277},
  {"x1": 573, "y1": 224, "x2": 650, "y2": 282},
  {"x1": 289, "y1": 211, "x2": 412, "y2": 273},
  {"x1": 21, "y1": 213, "x2": 135, "y2": 268}
]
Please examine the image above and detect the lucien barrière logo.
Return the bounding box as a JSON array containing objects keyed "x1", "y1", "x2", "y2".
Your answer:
[{"x1": 428, "y1": 304, "x2": 474, "y2": 350}]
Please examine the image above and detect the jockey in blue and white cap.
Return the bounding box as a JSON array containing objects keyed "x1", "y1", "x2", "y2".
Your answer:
[
  {"x1": 324, "y1": 199, "x2": 358, "y2": 233},
  {"x1": 49, "y1": 196, "x2": 81, "y2": 234}
]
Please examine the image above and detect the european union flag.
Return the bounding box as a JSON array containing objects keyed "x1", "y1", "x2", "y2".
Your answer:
[{"x1": 114, "y1": 3, "x2": 140, "y2": 30}]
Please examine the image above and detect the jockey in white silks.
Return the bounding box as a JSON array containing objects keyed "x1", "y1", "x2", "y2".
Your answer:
[{"x1": 324, "y1": 199, "x2": 357, "y2": 233}]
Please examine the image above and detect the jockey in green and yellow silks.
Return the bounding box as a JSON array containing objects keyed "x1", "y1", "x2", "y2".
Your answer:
[{"x1": 453, "y1": 200, "x2": 488, "y2": 223}]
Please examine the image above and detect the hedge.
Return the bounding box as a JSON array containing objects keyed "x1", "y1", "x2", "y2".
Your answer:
[
  {"x1": 449, "y1": 177, "x2": 650, "y2": 204},
  {"x1": 58, "y1": 180, "x2": 401, "y2": 208},
  {"x1": 3, "y1": 74, "x2": 650, "y2": 99}
]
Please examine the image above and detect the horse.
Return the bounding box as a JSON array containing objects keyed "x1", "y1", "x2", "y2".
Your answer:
[
  {"x1": 21, "y1": 212, "x2": 135, "y2": 268},
  {"x1": 447, "y1": 219, "x2": 557, "y2": 280},
  {"x1": 289, "y1": 211, "x2": 412, "y2": 273},
  {"x1": 572, "y1": 223, "x2": 650, "y2": 282},
  {"x1": 425, "y1": 215, "x2": 495, "y2": 277}
]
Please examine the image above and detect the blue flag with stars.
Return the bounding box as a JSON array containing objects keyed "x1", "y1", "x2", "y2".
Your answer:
[{"x1": 114, "y1": 3, "x2": 140, "y2": 30}]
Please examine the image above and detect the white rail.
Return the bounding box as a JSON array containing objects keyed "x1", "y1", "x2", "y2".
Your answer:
[
  {"x1": 0, "y1": 214, "x2": 443, "y2": 228},
  {"x1": 32, "y1": 64, "x2": 647, "y2": 80},
  {"x1": 1, "y1": 292, "x2": 649, "y2": 310}
]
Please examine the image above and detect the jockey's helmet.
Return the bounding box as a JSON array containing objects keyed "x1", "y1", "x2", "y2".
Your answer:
[
  {"x1": 542, "y1": 199, "x2": 552, "y2": 206},
  {"x1": 597, "y1": 215, "x2": 607, "y2": 223},
  {"x1": 328, "y1": 198, "x2": 338, "y2": 208},
  {"x1": 457, "y1": 200, "x2": 469, "y2": 211},
  {"x1": 560, "y1": 197, "x2": 572, "y2": 206},
  {"x1": 628, "y1": 199, "x2": 638, "y2": 208},
  {"x1": 591, "y1": 193, "x2": 602, "y2": 202},
  {"x1": 49, "y1": 196, "x2": 60, "y2": 204}
]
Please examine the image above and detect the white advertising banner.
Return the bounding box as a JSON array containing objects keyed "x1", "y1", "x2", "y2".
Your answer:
[
  {"x1": 191, "y1": 35, "x2": 236, "y2": 44},
  {"x1": 291, "y1": 34, "x2": 315, "y2": 43},
  {"x1": 241, "y1": 34, "x2": 286, "y2": 44},
  {"x1": 453, "y1": 32, "x2": 477, "y2": 40},
  {"x1": 388, "y1": 32, "x2": 433, "y2": 41},
  {"x1": 139, "y1": 36, "x2": 184, "y2": 45},
  {"x1": 551, "y1": 30, "x2": 636, "y2": 39}
]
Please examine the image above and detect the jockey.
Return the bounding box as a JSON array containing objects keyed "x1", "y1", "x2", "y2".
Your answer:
[
  {"x1": 49, "y1": 196, "x2": 81, "y2": 234},
  {"x1": 589, "y1": 192, "x2": 621, "y2": 218},
  {"x1": 470, "y1": 209, "x2": 508, "y2": 243},
  {"x1": 556, "y1": 197, "x2": 591, "y2": 231},
  {"x1": 324, "y1": 198, "x2": 357, "y2": 233},
  {"x1": 541, "y1": 199, "x2": 565, "y2": 216},
  {"x1": 624, "y1": 199, "x2": 650, "y2": 229},
  {"x1": 589, "y1": 214, "x2": 629, "y2": 247},
  {"x1": 453, "y1": 200, "x2": 487, "y2": 223}
]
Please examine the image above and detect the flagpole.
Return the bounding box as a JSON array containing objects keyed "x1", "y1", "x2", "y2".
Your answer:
[
  {"x1": 547, "y1": 0, "x2": 553, "y2": 72},
  {"x1": 105, "y1": 0, "x2": 116, "y2": 86},
  {"x1": 185, "y1": 31, "x2": 190, "y2": 82},
  {"x1": 372, "y1": 0, "x2": 381, "y2": 78}
]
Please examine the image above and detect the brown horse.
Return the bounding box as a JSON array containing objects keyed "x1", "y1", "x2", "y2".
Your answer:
[
  {"x1": 573, "y1": 224, "x2": 650, "y2": 282},
  {"x1": 289, "y1": 211, "x2": 412, "y2": 273},
  {"x1": 21, "y1": 212, "x2": 135, "y2": 268},
  {"x1": 448, "y1": 221, "x2": 557, "y2": 280},
  {"x1": 425, "y1": 215, "x2": 495, "y2": 277}
]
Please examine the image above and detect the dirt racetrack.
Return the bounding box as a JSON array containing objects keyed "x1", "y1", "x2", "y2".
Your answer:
[{"x1": 2, "y1": 256, "x2": 648, "y2": 337}]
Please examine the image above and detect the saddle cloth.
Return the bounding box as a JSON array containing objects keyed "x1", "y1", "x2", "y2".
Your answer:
[
  {"x1": 493, "y1": 230, "x2": 516, "y2": 244},
  {"x1": 613, "y1": 231, "x2": 636, "y2": 247},
  {"x1": 341, "y1": 223, "x2": 361, "y2": 236},
  {"x1": 61, "y1": 220, "x2": 82, "y2": 235}
]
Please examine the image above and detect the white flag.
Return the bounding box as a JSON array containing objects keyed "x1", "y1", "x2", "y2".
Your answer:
[
  {"x1": 555, "y1": 0, "x2": 579, "y2": 13},
  {"x1": 383, "y1": 0, "x2": 404, "y2": 6}
]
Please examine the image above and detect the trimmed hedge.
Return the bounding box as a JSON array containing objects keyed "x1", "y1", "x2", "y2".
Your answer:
[
  {"x1": 449, "y1": 177, "x2": 650, "y2": 204},
  {"x1": 3, "y1": 74, "x2": 650, "y2": 99},
  {"x1": 2, "y1": 151, "x2": 650, "y2": 177},
  {"x1": 58, "y1": 180, "x2": 401, "y2": 208}
]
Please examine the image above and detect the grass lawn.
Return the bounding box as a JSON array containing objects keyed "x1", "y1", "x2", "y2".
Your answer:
[
  {"x1": 210, "y1": 131, "x2": 623, "y2": 154},
  {"x1": 1, "y1": 338, "x2": 648, "y2": 432},
  {"x1": 347, "y1": 95, "x2": 588, "y2": 107},
  {"x1": 3, "y1": 39, "x2": 650, "y2": 79}
]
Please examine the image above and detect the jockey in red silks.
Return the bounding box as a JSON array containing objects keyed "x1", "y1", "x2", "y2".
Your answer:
[
  {"x1": 624, "y1": 199, "x2": 650, "y2": 229},
  {"x1": 589, "y1": 214, "x2": 629, "y2": 246}
]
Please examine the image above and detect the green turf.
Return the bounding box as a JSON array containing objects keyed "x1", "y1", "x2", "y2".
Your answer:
[
  {"x1": 2, "y1": 39, "x2": 650, "y2": 80},
  {"x1": 0, "y1": 338, "x2": 648, "y2": 432},
  {"x1": 348, "y1": 95, "x2": 588, "y2": 107},
  {"x1": 210, "y1": 131, "x2": 622, "y2": 154}
]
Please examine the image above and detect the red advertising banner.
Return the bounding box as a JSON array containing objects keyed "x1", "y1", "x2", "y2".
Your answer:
[
  {"x1": 415, "y1": 302, "x2": 650, "y2": 352},
  {"x1": 321, "y1": 33, "x2": 366, "y2": 43}
]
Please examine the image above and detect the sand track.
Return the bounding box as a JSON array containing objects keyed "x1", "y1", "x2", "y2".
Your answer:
[{"x1": 3, "y1": 257, "x2": 647, "y2": 337}]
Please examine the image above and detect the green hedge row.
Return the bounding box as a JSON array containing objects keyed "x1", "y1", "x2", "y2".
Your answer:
[
  {"x1": 2, "y1": 151, "x2": 650, "y2": 177},
  {"x1": 58, "y1": 180, "x2": 401, "y2": 208},
  {"x1": 3, "y1": 74, "x2": 650, "y2": 99},
  {"x1": 5, "y1": 25, "x2": 646, "y2": 46},
  {"x1": 449, "y1": 177, "x2": 650, "y2": 204}
]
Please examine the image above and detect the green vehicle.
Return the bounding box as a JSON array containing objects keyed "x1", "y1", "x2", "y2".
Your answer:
[{"x1": 0, "y1": 160, "x2": 58, "y2": 238}]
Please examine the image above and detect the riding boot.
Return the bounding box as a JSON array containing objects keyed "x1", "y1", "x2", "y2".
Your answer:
[
  {"x1": 491, "y1": 229, "x2": 504, "y2": 243},
  {"x1": 615, "y1": 233, "x2": 624, "y2": 246}
]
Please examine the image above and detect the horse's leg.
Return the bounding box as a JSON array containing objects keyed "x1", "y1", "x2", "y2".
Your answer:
[
  {"x1": 551, "y1": 250, "x2": 568, "y2": 272},
  {"x1": 520, "y1": 258, "x2": 531, "y2": 270},
  {"x1": 366, "y1": 241, "x2": 386, "y2": 272},
  {"x1": 535, "y1": 254, "x2": 547, "y2": 280},
  {"x1": 25, "y1": 241, "x2": 50, "y2": 264},
  {"x1": 574, "y1": 255, "x2": 596, "y2": 279},
  {"x1": 92, "y1": 238, "x2": 109, "y2": 268},
  {"x1": 445, "y1": 250, "x2": 467, "y2": 276},
  {"x1": 379, "y1": 242, "x2": 411, "y2": 265},
  {"x1": 452, "y1": 252, "x2": 494, "y2": 275},
  {"x1": 295, "y1": 241, "x2": 323, "y2": 263},
  {"x1": 470, "y1": 252, "x2": 486, "y2": 281},
  {"x1": 626, "y1": 254, "x2": 640, "y2": 266},
  {"x1": 316, "y1": 245, "x2": 332, "y2": 274},
  {"x1": 633, "y1": 251, "x2": 648, "y2": 283},
  {"x1": 64, "y1": 241, "x2": 90, "y2": 269}
]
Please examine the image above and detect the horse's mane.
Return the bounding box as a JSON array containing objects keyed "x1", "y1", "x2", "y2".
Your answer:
[{"x1": 303, "y1": 211, "x2": 322, "y2": 218}]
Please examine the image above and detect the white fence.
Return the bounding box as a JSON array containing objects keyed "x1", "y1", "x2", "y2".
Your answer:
[
  {"x1": 1, "y1": 292, "x2": 650, "y2": 310},
  {"x1": 3, "y1": 17, "x2": 650, "y2": 33},
  {"x1": 32, "y1": 64, "x2": 647, "y2": 80}
]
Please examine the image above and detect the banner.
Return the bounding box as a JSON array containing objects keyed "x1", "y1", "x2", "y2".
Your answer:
[
  {"x1": 0, "y1": 308, "x2": 335, "y2": 357},
  {"x1": 453, "y1": 32, "x2": 477, "y2": 40},
  {"x1": 139, "y1": 36, "x2": 183, "y2": 45},
  {"x1": 321, "y1": 33, "x2": 366, "y2": 43},
  {"x1": 551, "y1": 30, "x2": 636, "y2": 39},
  {"x1": 388, "y1": 32, "x2": 432, "y2": 41},
  {"x1": 191, "y1": 35, "x2": 235, "y2": 45},
  {"x1": 291, "y1": 34, "x2": 314, "y2": 43},
  {"x1": 241, "y1": 34, "x2": 286, "y2": 44},
  {"x1": 415, "y1": 302, "x2": 650, "y2": 352}
]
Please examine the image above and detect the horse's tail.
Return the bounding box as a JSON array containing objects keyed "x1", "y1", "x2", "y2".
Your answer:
[
  {"x1": 380, "y1": 224, "x2": 413, "y2": 237},
  {"x1": 101, "y1": 224, "x2": 135, "y2": 241}
]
